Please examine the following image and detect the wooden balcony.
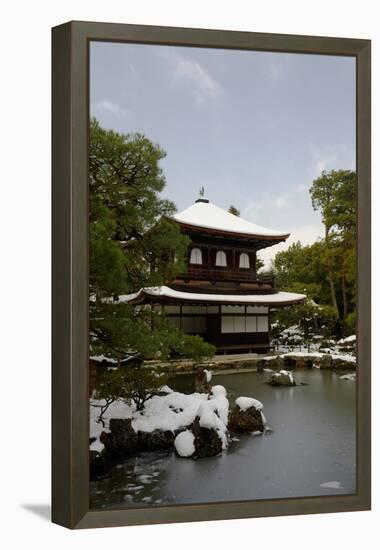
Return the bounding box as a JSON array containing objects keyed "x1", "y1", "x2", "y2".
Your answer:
[{"x1": 178, "y1": 266, "x2": 274, "y2": 287}]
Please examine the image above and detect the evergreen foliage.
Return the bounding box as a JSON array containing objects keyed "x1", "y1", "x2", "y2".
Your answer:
[
  {"x1": 89, "y1": 119, "x2": 215, "y2": 372},
  {"x1": 271, "y1": 169, "x2": 356, "y2": 337}
]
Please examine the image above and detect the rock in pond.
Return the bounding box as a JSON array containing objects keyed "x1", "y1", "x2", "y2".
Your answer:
[
  {"x1": 193, "y1": 366, "x2": 213, "y2": 393},
  {"x1": 267, "y1": 370, "x2": 296, "y2": 387},
  {"x1": 138, "y1": 429, "x2": 175, "y2": 452},
  {"x1": 192, "y1": 416, "x2": 223, "y2": 458},
  {"x1": 174, "y1": 415, "x2": 223, "y2": 459},
  {"x1": 228, "y1": 397, "x2": 265, "y2": 433},
  {"x1": 100, "y1": 418, "x2": 139, "y2": 458},
  {"x1": 89, "y1": 450, "x2": 106, "y2": 479}
]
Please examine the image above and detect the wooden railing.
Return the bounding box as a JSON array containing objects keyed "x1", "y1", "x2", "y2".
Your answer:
[{"x1": 179, "y1": 266, "x2": 274, "y2": 286}]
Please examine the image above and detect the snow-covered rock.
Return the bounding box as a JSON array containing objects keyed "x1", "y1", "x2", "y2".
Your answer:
[
  {"x1": 235, "y1": 396, "x2": 263, "y2": 412},
  {"x1": 228, "y1": 396, "x2": 265, "y2": 434},
  {"x1": 267, "y1": 370, "x2": 296, "y2": 386},
  {"x1": 204, "y1": 369, "x2": 212, "y2": 383},
  {"x1": 194, "y1": 368, "x2": 212, "y2": 393},
  {"x1": 174, "y1": 430, "x2": 195, "y2": 457},
  {"x1": 198, "y1": 402, "x2": 217, "y2": 430},
  {"x1": 340, "y1": 373, "x2": 356, "y2": 382}
]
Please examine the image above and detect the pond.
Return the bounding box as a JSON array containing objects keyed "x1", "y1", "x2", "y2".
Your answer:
[{"x1": 90, "y1": 369, "x2": 356, "y2": 509}]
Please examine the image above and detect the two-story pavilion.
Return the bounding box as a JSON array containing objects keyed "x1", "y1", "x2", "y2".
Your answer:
[{"x1": 122, "y1": 198, "x2": 305, "y2": 353}]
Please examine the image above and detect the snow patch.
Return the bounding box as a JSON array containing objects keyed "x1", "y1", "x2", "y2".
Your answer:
[
  {"x1": 203, "y1": 369, "x2": 212, "y2": 383},
  {"x1": 198, "y1": 402, "x2": 217, "y2": 430},
  {"x1": 320, "y1": 481, "x2": 343, "y2": 489},
  {"x1": 174, "y1": 430, "x2": 195, "y2": 457},
  {"x1": 340, "y1": 373, "x2": 356, "y2": 381},
  {"x1": 279, "y1": 369, "x2": 294, "y2": 384},
  {"x1": 235, "y1": 396, "x2": 263, "y2": 412},
  {"x1": 338, "y1": 335, "x2": 356, "y2": 344},
  {"x1": 90, "y1": 438, "x2": 105, "y2": 453},
  {"x1": 117, "y1": 286, "x2": 305, "y2": 306}
]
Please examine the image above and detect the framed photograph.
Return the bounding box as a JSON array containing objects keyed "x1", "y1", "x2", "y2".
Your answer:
[{"x1": 52, "y1": 21, "x2": 371, "y2": 529}]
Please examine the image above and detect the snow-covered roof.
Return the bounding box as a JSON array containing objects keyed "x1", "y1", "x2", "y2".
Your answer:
[
  {"x1": 173, "y1": 199, "x2": 289, "y2": 239},
  {"x1": 117, "y1": 286, "x2": 306, "y2": 306}
]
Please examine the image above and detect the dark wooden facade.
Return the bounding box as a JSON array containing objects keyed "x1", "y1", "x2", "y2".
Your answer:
[{"x1": 129, "y1": 198, "x2": 301, "y2": 353}]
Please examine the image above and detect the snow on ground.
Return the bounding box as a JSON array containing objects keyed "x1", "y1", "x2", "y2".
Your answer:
[
  {"x1": 262, "y1": 350, "x2": 355, "y2": 364},
  {"x1": 90, "y1": 354, "x2": 117, "y2": 364},
  {"x1": 90, "y1": 438, "x2": 105, "y2": 453},
  {"x1": 338, "y1": 335, "x2": 356, "y2": 345}
]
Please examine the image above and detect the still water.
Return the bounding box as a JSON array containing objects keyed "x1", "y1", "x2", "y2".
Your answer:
[{"x1": 90, "y1": 369, "x2": 356, "y2": 509}]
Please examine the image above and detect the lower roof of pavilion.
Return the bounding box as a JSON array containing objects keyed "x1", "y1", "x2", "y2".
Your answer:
[{"x1": 118, "y1": 285, "x2": 306, "y2": 307}]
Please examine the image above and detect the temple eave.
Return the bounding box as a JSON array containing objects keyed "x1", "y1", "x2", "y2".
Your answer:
[{"x1": 119, "y1": 286, "x2": 306, "y2": 307}]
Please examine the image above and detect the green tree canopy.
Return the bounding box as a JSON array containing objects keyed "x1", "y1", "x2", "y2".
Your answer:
[
  {"x1": 89, "y1": 119, "x2": 215, "y2": 364},
  {"x1": 272, "y1": 169, "x2": 356, "y2": 337}
]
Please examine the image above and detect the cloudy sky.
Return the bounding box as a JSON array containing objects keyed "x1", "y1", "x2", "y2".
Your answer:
[{"x1": 90, "y1": 42, "x2": 355, "y2": 266}]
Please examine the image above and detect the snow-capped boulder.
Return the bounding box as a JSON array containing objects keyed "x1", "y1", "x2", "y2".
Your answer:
[
  {"x1": 228, "y1": 396, "x2": 265, "y2": 433},
  {"x1": 337, "y1": 335, "x2": 356, "y2": 353},
  {"x1": 191, "y1": 415, "x2": 223, "y2": 458},
  {"x1": 174, "y1": 430, "x2": 196, "y2": 457},
  {"x1": 267, "y1": 370, "x2": 296, "y2": 386},
  {"x1": 340, "y1": 373, "x2": 356, "y2": 381},
  {"x1": 194, "y1": 367, "x2": 212, "y2": 393}
]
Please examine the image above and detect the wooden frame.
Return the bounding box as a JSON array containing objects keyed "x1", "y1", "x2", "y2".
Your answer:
[{"x1": 52, "y1": 20, "x2": 371, "y2": 529}]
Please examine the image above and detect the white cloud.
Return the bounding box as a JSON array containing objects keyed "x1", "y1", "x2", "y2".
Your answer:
[
  {"x1": 273, "y1": 194, "x2": 290, "y2": 209},
  {"x1": 154, "y1": 48, "x2": 223, "y2": 105},
  {"x1": 315, "y1": 155, "x2": 337, "y2": 174},
  {"x1": 241, "y1": 199, "x2": 266, "y2": 225},
  {"x1": 173, "y1": 56, "x2": 223, "y2": 104},
  {"x1": 91, "y1": 100, "x2": 130, "y2": 118},
  {"x1": 295, "y1": 183, "x2": 309, "y2": 193},
  {"x1": 258, "y1": 222, "x2": 324, "y2": 268},
  {"x1": 308, "y1": 142, "x2": 338, "y2": 177}
]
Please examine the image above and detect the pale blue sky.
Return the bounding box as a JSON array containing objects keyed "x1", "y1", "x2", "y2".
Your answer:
[{"x1": 90, "y1": 42, "x2": 355, "y2": 265}]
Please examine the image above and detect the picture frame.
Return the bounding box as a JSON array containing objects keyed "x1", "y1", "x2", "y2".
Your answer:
[{"x1": 52, "y1": 20, "x2": 371, "y2": 529}]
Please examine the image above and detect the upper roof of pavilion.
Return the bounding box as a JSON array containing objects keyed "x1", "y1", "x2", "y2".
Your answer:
[{"x1": 172, "y1": 198, "x2": 290, "y2": 242}]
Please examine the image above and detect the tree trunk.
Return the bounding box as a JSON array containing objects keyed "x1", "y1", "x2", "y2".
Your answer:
[
  {"x1": 342, "y1": 275, "x2": 348, "y2": 336},
  {"x1": 328, "y1": 272, "x2": 339, "y2": 315},
  {"x1": 325, "y1": 226, "x2": 339, "y2": 318}
]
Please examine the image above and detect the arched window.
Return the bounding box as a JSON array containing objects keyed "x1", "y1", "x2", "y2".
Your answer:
[
  {"x1": 239, "y1": 252, "x2": 250, "y2": 269},
  {"x1": 215, "y1": 250, "x2": 227, "y2": 267},
  {"x1": 190, "y1": 247, "x2": 202, "y2": 265}
]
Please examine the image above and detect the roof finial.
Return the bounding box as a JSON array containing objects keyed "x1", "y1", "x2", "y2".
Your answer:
[{"x1": 196, "y1": 186, "x2": 209, "y2": 204}]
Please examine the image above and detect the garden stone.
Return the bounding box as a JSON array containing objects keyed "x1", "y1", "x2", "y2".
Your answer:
[
  {"x1": 228, "y1": 404, "x2": 264, "y2": 433},
  {"x1": 100, "y1": 418, "x2": 139, "y2": 458}
]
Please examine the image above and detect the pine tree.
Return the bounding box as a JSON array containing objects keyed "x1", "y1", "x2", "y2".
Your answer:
[
  {"x1": 89, "y1": 119, "x2": 215, "y2": 365},
  {"x1": 228, "y1": 205, "x2": 240, "y2": 216}
]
